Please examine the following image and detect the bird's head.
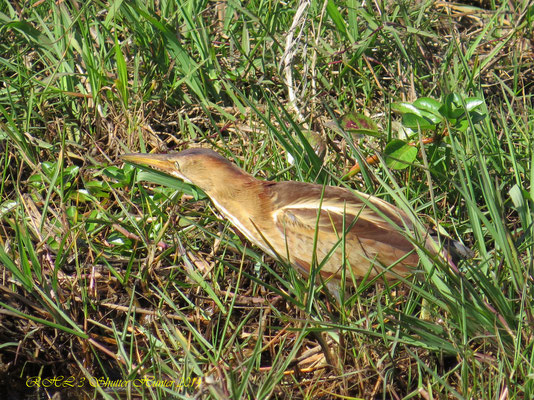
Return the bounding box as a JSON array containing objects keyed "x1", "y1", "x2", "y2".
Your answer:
[{"x1": 121, "y1": 148, "x2": 248, "y2": 193}]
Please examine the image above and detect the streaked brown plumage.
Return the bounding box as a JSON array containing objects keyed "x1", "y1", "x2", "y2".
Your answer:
[{"x1": 121, "y1": 148, "x2": 469, "y2": 288}]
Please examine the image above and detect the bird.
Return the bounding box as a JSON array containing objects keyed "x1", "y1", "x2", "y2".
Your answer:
[{"x1": 121, "y1": 148, "x2": 471, "y2": 290}]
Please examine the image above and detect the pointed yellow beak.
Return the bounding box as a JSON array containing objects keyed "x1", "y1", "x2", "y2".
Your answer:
[{"x1": 121, "y1": 153, "x2": 177, "y2": 175}]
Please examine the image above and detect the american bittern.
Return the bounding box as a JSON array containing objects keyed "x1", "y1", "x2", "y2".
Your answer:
[{"x1": 122, "y1": 148, "x2": 470, "y2": 288}]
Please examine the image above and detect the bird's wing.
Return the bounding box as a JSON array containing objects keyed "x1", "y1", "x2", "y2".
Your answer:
[
  {"x1": 272, "y1": 198, "x2": 416, "y2": 254},
  {"x1": 266, "y1": 182, "x2": 420, "y2": 276},
  {"x1": 268, "y1": 182, "x2": 413, "y2": 246}
]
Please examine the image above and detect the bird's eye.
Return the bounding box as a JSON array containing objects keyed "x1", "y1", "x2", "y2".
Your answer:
[{"x1": 174, "y1": 162, "x2": 180, "y2": 170}]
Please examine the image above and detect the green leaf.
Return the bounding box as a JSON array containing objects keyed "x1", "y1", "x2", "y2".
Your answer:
[
  {"x1": 440, "y1": 93, "x2": 464, "y2": 119},
  {"x1": 85, "y1": 181, "x2": 110, "y2": 198},
  {"x1": 62, "y1": 166, "x2": 80, "y2": 185},
  {"x1": 384, "y1": 139, "x2": 418, "y2": 170},
  {"x1": 102, "y1": 166, "x2": 126, "y2": 181},
  {"x1": 340, "y1": 112, "x2": 381, "y2": 137},
  {"x1": 326, "y1": 0, "x2": 348, "y2": 39},
  {"x1": 465, "y1": 97, "x2": 484, "y2": 112},
  {"x1": 342, "y1": 112, "x2": 378, "y2": 131},
  {"x1": 28, "y1": 174, "x2": 45, "y2": 189},
  {"x1": 402, "y1": 113, "x2": 436, "y2": 130},
  {"x1": 527, "y1": 3, "x2": 534, "y2": 23},
  {"x1": 6, "y1": 21, "x2": 52, "y2": 46},
  {"x1": 0, "y1": 244, "x2": 33, "y2": 291},
  {"x1": 114, "y1": 36, "x2": 128, "y2": 107},
  {"x1": 413, "y1": 97, "x2": 442, "y2": 115},
  {"x1": 75, "y1": 189, "x2": 99, "y2": 203},
  {"x1": 467, "y1": 111, "x2": 486, "y2": 124},
  {"x1": 0, "y1": 200, "x2": 17, "y2": 219},
  {"x1": 66, "y1": 206, "x2": 78, "y2": 220},
  {"x1": 419, "y1": 110, "x2": 442, "y2": 125},
  {"x1": 41, "y1": 161, "x2": 55, "y2": 177},
  {"x1": 392, "y1": 102, "x2": 423, "y2": 117}
]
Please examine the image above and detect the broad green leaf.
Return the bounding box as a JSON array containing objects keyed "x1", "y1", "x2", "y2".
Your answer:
[
  {"x1": 41, "y1": 161, "x2": 55, "y2": 177},
  {"x1": 341, "y1": 112, "x2": 378, "y2": 131},
  {"x1": 75, "y1": 189, "x2": 99, "y2": 203},
  {"x1": 468, "y1": 111, "x2": 486, "y2": 124},
  {"x1": 102, "y1": 166, "x2": 126, "y2": 181},
  {"x1": 440, "y1": 93, "x2": 464, "y2": 119},
  {"x1": 85, "y1": 181, "x2": 110, "y2": 198},
  {"x1": 340, "y1": 112, "x2": 382, "y2": 137},
  {"x1": 465, "y1": 97, "x2": 484, "y2": 111},
  {"x1": 384, "y1": 139, "x2": 418, "y2": 170},
  {"x1": 28, "y1": 174, "x2": 45, "y2": 189},
  {"x1": 454, "y1": 119, "x2": 469, "y2": 132},
  {"x1": 0, "y1": 200, "x2": 17, "y2": 219},
  {"x1": 392, "y1": 102, "x2": 423, "y2": 117},
  {"x1": 413, "y1": 97, "x2": 442, "y2": 115},
  {"x1": 402, "y1": 113, "x2": 436, "y2": 130},
  {"x1": 418, "y1": 110, "x2": 442, "y2": 125}
]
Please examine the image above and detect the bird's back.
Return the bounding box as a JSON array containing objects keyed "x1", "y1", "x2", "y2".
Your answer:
[{"x1": 253, "y1": 181, "x2": 420, "y2": 283}]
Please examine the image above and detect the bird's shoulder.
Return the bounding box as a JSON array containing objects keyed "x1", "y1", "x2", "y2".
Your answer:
[
  {"x1": 263, "y1": 180, "x2": 365, "y2": 208},
  {"x1": 262, "y1": 181, "x2": 407, "y2": 221}
]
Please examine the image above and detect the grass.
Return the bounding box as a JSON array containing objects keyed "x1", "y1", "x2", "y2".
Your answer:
[{"x1": 1, "y1": 0, "x2": 533, "y2": 398}]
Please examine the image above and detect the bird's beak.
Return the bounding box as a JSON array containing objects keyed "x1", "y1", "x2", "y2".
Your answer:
[{"x1": 121, "y1": 153, "x2": 177, "y2": 175}]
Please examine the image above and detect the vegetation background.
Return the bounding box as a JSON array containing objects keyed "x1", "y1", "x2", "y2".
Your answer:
[{"x1": 0, "y1": 0, "x2": 533, "y2": 398}]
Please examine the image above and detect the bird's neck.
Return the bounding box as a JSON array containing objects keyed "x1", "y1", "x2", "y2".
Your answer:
[
  {"x1": 204, "y1": 174, "x2": 271, "y2": 234},
  {"x1": 206, "y1": 173, "x2": 262, "y2": 211}
]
